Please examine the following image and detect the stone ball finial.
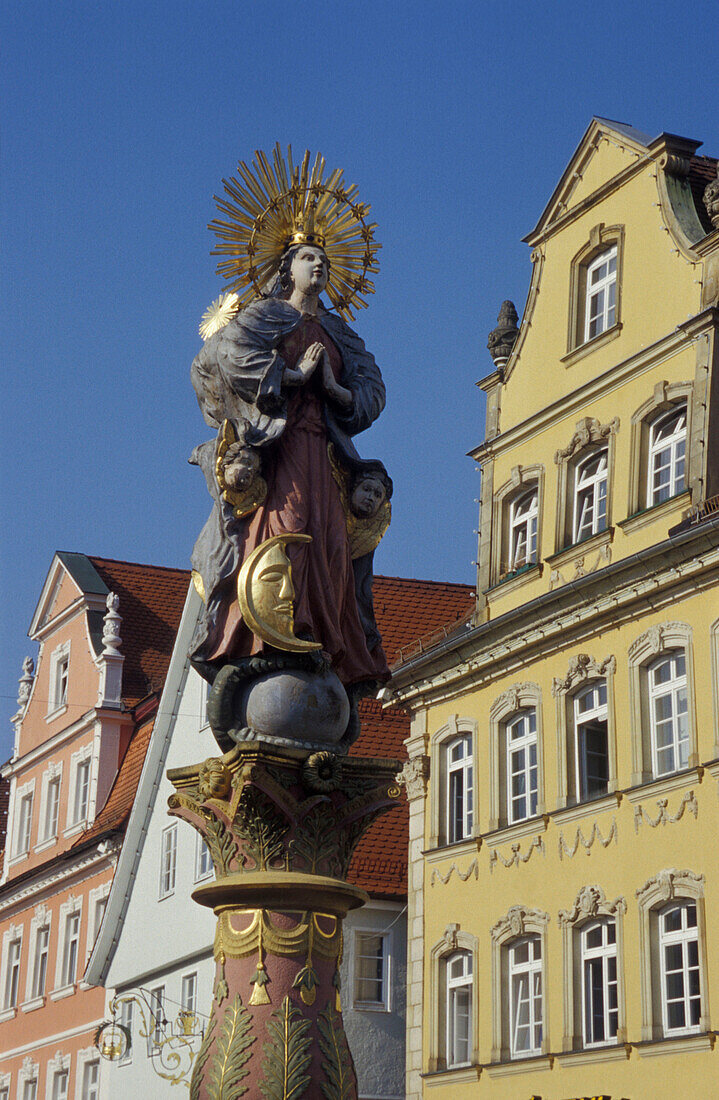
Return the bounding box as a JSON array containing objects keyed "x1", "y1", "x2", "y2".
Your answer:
[
  {"x1": 487, "y1": 300, "x2": 519, "y2": 365},
  {"x1": 704, "y1": 163, "x2": 719, "y2": 231}
]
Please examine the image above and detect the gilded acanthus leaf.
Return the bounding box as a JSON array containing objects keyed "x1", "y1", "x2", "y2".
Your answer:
[
  {"x1": 291, "y1": 804, "x2": 341, "y2": 874},
  {"x1": 189, "y1": 1005, "x2": 217, "y2": 1100},
  {"x1": 208, "y1": 994, "x2": 255, "y2": 1100},
  {"x1": 317, "y1": 1002, "x2": 355, "y2": 1100},
  {"x1": 259, "y1": 996, "x2": 312, "y2": 1100},
  {"x1": 203, "y1": 812, "x2": 239, "y2": 876},
  {"x1": 235, "y1": 788, "x2": 288, "y2": 871}
]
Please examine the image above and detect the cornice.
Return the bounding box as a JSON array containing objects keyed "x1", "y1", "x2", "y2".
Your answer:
[
  {"x1": 389, "y1": 521, "x2": 719, "y2": 710},
  {"x1": 0, "y1": 838, "x2": 121, "y2": 913},
  {"x1": 2, "y1": 711, "x2": 97, "y2": 778},
  {"x1": 470, "y1": 321, "x2": 699, "y2": 463}
]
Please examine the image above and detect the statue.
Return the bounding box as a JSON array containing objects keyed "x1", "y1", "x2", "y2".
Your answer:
[{"x1": 189, "y1": 146, "x2": 392, "y2": 752}]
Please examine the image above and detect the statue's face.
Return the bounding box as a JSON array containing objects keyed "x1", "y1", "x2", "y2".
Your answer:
[
  {"x1": 222, "y1": 446, "x2": 260, "y2": 491},
  {"x1": 290, "y1": 246, "x2": 328, "y2": 295},
  {"x1": 255, "y1": 543, "x2": 296, "y2": 636},
  {"x1": 350, "y1": 476, "x2": 386, "y2": 518}
]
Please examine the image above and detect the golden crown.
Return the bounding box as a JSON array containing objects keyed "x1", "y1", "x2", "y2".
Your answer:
[{"x1": 206, "y1": 144, "x2": 381, "y2": 323}]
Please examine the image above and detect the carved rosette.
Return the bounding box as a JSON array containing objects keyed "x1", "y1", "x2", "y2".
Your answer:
[{"x1": 167, "y1": 742, "x2": 401, "y2": 1100}]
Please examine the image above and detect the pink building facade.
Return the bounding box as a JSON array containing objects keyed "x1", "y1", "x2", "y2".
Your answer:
[{"x1": 0, "y1": 553, "x2": 187, "y2": 1100}]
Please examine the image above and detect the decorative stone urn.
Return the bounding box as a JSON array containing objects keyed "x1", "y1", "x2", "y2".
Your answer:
[{"x1": 167, "y1": 741, "x2": 401, "y2": 1099}]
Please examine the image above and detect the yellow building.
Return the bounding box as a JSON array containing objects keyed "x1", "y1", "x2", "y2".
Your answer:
[{"x1": 389, "y1": 118, "x2": 719, "y2": 1100}]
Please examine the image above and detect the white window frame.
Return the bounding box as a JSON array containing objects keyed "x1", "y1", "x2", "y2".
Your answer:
[
  {"x1": 506, "y1": 710, "x2": 538, "y2": 824},
  {"x1": 28, "y1": 921, "x2": 50, "y2": 1002},
  {"x1": 118, "y1": 997, "x2": 134, "y2": 1064},
  {"x1": 12, "y1": 781, "x2": 35, "y2": 860},
  {"x1": 65, "y1": 745, "x2": 93, "y2": 834},
  {"x1": 40, "y1": 769, "x2": 62, "y2": 847},
  {"x1": 148, "y1": 985, "x2": 166, "y2": 1049},
  {"x1": 572, "y1": 680, "x2": 609, "y2": 802},
  {"x1": 46, "y1": 1052, "x2": 71, "y2": 1100},
  {"x1": 86, "y1": 884, "x2": 110, "y2": 963},
  {"x1": 648, "y1": 651, "x2": 689, "y2": 777},
  {"x1": 647, "y1": 405, "x2": 687, "y2": 507},
  {"x1": 573, "y1": 449, "x2": 608, "y2": 544},
  {"x1": 507, "y1": 487, "x2": 538, "y2": 573},
  {"x1": 194, "y1": 834, "x2": 213, "y2": 882},
  {"x1": 18, "y1": 1059, "x2": 38, "y2": 1100},
  {"x1": 77, "y1": 1056, "x2": 100, "y2": 1100},
  {"x1": 55, "y1": 899, "x2": 82, "y2": 991},
  {"x1": 584, "y1": 245, "x2": 617, "y2": 343},
  {"x1": 159, "y1": 825, "x2": 178, "y2": 899},
  {"x1": 1, "y1": 925, "x2": 23, "y2": 1014},
  {"x1": 181, "y1": 972, "x2": 198, "y2": 1016},
  {"x1": 580, "y1": 919, "x2": 619, "y2": 1048},
  {"x1": 509, "y1": 935, "x2": 543, "y2": 1058},
  {"x1": 0, "y1": 1071, "x2": 10, "y2": 1100},
  {"x1": 47, "y1": 642, "x2": 71, "y2": 718},
  {"x1": 446, "y1": 951, "x2": 473, "y2": 1069},
  {"x1": 352, "y1": 930, "x2": 390, "y2": 1012},
  {"x1": 659, "y1": 901, "x2": 701, "y2": 1036},
  {"x1": 429, "y1": 718, "x2": 477, "y2": 848},
  {"x1": 446, "y1": 734, "x2": 473, "y2": 844}
]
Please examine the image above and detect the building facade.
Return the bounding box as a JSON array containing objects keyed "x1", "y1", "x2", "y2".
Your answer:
[
  {"x1": 86, "y1": 576, "x2": 472, "y2": 1099},
  {"x1": 0, "y1": 554, "x2": 187, "y2": 1100},
  {"x1": 388, "y1": 118, "x2": 719, "y2": 1098}
]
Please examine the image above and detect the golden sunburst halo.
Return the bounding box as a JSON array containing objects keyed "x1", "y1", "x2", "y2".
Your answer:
[
  {"x1": 207, "y1": 143, "x2": 381, "y2": 321},
  {"x1": 199, "y1": 291, "x2": 239, "y2": 340}
]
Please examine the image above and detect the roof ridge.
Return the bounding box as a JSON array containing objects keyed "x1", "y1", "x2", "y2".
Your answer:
[
  {"x1": 374, "y1": 573, "x2": 473, "y2": 589},
  {"x1": 87, "y1": 554, "x2": 191, "y2": 576}
]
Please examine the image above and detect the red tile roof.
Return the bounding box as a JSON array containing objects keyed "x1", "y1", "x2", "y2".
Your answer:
[
  {"x1": 348, "y1": 576, "x2": 474, "y2": 898},
  {"x1": 77, "y1": 718, "x2": 155, "y2": 845},
  {"x1": 88, "y1": 556, "x2": 190, "y2": 707}
]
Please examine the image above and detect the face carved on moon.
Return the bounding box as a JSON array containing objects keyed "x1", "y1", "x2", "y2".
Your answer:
[{"x1": 237, "y1": 533, "x2": 322, "y2": 653}]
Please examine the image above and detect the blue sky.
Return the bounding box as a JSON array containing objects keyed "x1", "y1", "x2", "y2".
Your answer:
[{"x1": 2, "y1": 0, "x2": 718, "y2": 758}]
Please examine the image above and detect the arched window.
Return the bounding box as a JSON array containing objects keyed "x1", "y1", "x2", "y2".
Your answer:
[
  {"x1": 446, "y1": 735, "x2": 473, "y2": 844},
  {"x1": 506, "y1": 710, "x2": 538, "y2": 824},
  {"x1": 648, "y1": 651, "x2": 689, "y2": 777},
  {"x1": 508, "y1": 488, "x2": 538, "y2": 572},
  {"x1": 573, "y1": 450, "x2": 608, "y2": 543},
  {"x1": 647, "y1": 405, "x2": 687, "y2": 506},
  {"x1": 509, "y1": 935, "x2": 543, "y2": 1057},
  {"x1": 584, "y1": 245, "x2": 617, "y2": 343},
  {"x1": 446, "y1": 951, "x2": 473, "y2": 1068},
  {"x1": 581, "y1": 919, "x2": 619, "y2": 1047}
]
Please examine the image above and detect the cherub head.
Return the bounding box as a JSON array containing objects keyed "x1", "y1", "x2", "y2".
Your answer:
[
  {"x1": 349, "y1": 470, "x2": 391, "y2": 519},
  {"x1": 221, "y1": 442, "x2": 261, "y2": 492}
]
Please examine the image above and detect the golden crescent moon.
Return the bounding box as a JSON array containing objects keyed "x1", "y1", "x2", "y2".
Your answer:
[{"x1": 237, "y1": 533, "x2": 322, "y2": 653}]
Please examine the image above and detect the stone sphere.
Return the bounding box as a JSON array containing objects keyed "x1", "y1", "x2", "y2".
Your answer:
[{"x1": 236, "y1": 667, "x2": 350, "y2": 747}]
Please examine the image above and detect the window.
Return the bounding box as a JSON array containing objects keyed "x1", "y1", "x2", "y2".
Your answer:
[
  {"x1": 182, "y1": 972, "x2": 197, "y2": 1016},
  {"x1": 48, "y1": 643, "x2": 71, "y2": 715},
  {"x1": 159, "y1": 826, "x2": 177, "y2": 898},
  {"x1": 649, "y1": 652, "x2": 689, "y2": 776},
  {"x1": 22, "y1": 1080, "x2": 37, "y2": 1100},
  {"x1": 648, "y1": 406, "x2": 686, "y2": 506},
  {"x1": 0, "y1": 1086, "x2": 8, "y2": 1100},
  {"x1": 572, "y1": 680, "x2": 609, "y2": 801},
  {"x1": 660, "y1": 902, "x2": 701, "y2": 1035},
  {"x1": 51, "y1": 1070, "x2": 69, "y2": 1100},
  {"x1": 149, "y1": 985, "x2": 166, "y2": 1047},
  {"x1": 446, "y1": 734, "x2": 473, "y2": 843},
  {"x1": 31, "y1": 925, "x2": 49, "y2": 998},
  {"x1": 81, "y1": 1060, "x2": 99, "y2": 1100},
  {"x1": 584, "y1": 245, "x2": 617, "y2": 342},
  {"x1": 506, "y1": 710, "x2": 538, "y2": 824},
  {"x1": 509, "y1": 936, "x2": 543, "y2": 1058},
  {"x1": 92, "y1": 895, "x2": 107, "y2": 948},
  {"x1": 353, "y1": 932, "x2": 389, "y2": 1010},
  {"x1": 195, "y1": 835, "x2": 213, "y2": 881},
  {"x1": 43, "y1": 777, "x2": 61, "y2": 841},
  {"x1": 581, "y1": 920, "x2": 618, "y2": 1047},
  {"x1": 119, "y1": 997, "x2": 134, "y2": 1063},
  {"x1": 573, "y1": 450, "x2": 608, "y2": 543},
  {"x1": 507, "y1": 488, "x2": 538, "y2": 572},
  {"x1": 73, "y1": 759, "x2": 91, "y2": 825},
  {"x1": 60, "y1": 911, "x2": 80, "y2": 987},
  {"x1": 446, "y1": 952, "x2": 472, "y2": 1068},
  {"x1": 3, "y1": 936, "x2": 21, "y2": 1009},
  {"x1": 15, "y1": 792, "x2": 33, "y2": 857}
]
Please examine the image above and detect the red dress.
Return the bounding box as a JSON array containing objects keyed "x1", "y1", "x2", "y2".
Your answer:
[{"x1": 209, "y1": 316, "x2": 388, "y2": 685}]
